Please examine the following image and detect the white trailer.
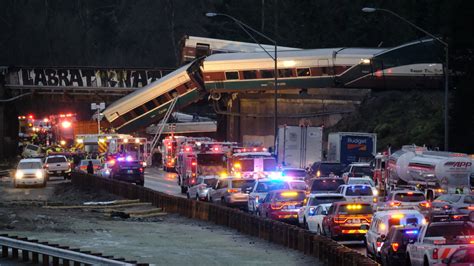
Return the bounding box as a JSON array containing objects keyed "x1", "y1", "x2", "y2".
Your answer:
[{"x1": 276, "y1": 126, "x2": 322, "y2": 169}]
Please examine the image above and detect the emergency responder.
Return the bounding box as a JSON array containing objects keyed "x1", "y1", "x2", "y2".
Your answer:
[{"x1": 87, "y1": 160, "x2": 94, "y2": 174}]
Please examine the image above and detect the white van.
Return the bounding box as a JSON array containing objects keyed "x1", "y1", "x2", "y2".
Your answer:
[{"x1": 22, "y1": 144, "x2": 43, "y2": 158}]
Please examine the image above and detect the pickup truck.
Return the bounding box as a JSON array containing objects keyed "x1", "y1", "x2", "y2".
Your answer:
[
  {"x1": 406, "y1": 215, "x2": 474, "y2": 266},
  {"x1": 44, "y1": 155, "x2": 71, "y2": 179}
]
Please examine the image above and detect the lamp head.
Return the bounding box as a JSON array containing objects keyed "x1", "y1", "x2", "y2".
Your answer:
[
  {"x1": 205, "y1": 12, "x2": 218, "y2": 17},
  {"x1": 362, "y1": 7, "x2": 377, "y2": 13}
]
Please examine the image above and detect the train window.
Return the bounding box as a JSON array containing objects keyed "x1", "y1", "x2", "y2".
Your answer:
[
  {"x1": 243, "y1": 70, "x2": 257, "y2": 79},
  {"x1": 169, "y1": 89, "x2": 178, "y2": 98},
  {"x1": 260, "y1": 70, "x2": 274, "y2": 78},
  {"x1": 321, "y1": 67, "x2": 329, "y2": 76},
  {"x1": 144, "y1": 100, "x2": 157, "y2": 111},
  {"x1": 132, "y1": 106, "x2": 146, "y2": 116},
  {"x1": 225, "y1": 71, "x2": 239, "y2": 80},
  {"x1": 123, "y1": 111, "x2": 135, "y2": 121},
  {"x1": 156, "y1": 95, "x2": 168, "y2": 105},
  {"x1": 278, "y1": 69, "x2": 293, "y2": 77},
  {"x1": 297, "y1": 68, "x2": 310, "y2": 77}
]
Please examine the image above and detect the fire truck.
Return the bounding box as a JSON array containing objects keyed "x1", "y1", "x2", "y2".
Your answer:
[
  {"x1": 75, "y1": 134, "x2": 148, "y2": 162},
  {"x1": 49, "y1": 113, "x2": 77, "y2": 146},
  {"x1": 161, "y1": 136, "x2": 212, "y2": 172},
  {"x1": 176, "y1": 141, "x2": 236, "y2": 193},
  {"x1": 227, "y1": 147, "x2": 278, "y2": 179}
]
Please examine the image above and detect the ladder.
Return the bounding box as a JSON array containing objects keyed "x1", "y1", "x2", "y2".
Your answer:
[{"x1": 147, "y1": 97, "x2": 179, "y2": 165}]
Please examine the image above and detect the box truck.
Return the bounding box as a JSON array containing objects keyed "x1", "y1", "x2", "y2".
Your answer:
[
  {"x1": 276, "y1": 126, "x2": 323, "y2": 169},
  {"x1": 327, "y1": 132, "x2": 377, "y2": 165}
]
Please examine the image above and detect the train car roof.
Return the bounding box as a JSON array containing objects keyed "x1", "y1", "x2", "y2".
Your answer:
[
  {"x1": 202, "y1": 47, "x2": 387, "y2": 71},
  {"x1": 183, "y1": 35, "x2": 301, "y2": 53},
  {"x1": 104, "y1": 62, "x2": 192, "y2": 116}
]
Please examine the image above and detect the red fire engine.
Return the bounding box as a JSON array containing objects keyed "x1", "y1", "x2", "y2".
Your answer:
[
  {"x1": 162, "y1": 136, "x2": 213, "y2": 172},
  {"x1": 227, "y1": 147, "x2": 278, "y2": 179},
  {"x1": 176, "y1": 141, "x2": 236, "y2": 193}
]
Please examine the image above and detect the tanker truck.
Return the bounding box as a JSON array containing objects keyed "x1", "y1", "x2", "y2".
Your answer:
[{"x1": 385, "y1": 145, "x2": 472, "y2": 200}]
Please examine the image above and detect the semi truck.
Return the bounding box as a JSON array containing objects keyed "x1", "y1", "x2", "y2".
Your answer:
[
  {"x1": 276, "y1": 126, "x2": 323, "y2": 169},
  {"x1": 327, "y1": 132, "x2": 377, "y2": 165},
  {"x1": 385, "y1": 145, "x2": 472, "y2": 200}
]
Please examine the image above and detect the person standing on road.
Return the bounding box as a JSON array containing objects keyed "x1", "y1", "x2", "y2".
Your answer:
[{"x1": 87, "y1": 160, "x2": 94, "y2": 175}]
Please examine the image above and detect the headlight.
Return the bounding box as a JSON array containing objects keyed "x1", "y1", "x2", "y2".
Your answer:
[
  {"x1": 373, "y1": 189, "x2": 379, "y2": 196},
  {"x1": 15, "y1": 171, "x2": 24, "y2": 179},
  {"x1": 35, "y1": 170, "x2": 43, "y2": 179}
]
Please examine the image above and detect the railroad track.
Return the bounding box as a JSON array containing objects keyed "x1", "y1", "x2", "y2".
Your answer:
[{"x1": 0, "y1": 234, "x2": 148, "y2": 265}]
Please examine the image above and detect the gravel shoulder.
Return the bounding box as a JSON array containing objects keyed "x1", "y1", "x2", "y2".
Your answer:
[{"x1": 0, "y1": 177, "x2": 318, "y2": 265}]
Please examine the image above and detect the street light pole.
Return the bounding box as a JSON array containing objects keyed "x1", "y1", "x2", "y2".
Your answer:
[
  {"x1": 362, "y1": 7, "x2": 449, "y2": 150},
  {"x1": 205, "y1": 12, "x2": 278, "y2": 148}
]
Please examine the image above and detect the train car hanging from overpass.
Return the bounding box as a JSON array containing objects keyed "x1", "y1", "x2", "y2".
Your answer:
[
  {"x1": 103, "y1": 38, "x2": 443, "y2": 133},
  {"x1": 102, "y1": 59, "x2": 205, "y2": 133}
]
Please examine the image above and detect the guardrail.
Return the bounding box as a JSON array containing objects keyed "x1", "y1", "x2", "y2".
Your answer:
[
  {"x1": 0, "y1": 170, "x2": 10, "y2": 177},
  {"x1": 71, "y1": 173, "x2": 379, "y2": 266},
  {"x1": 0, "y1": 234, "x2": 148, "y2": 265}
]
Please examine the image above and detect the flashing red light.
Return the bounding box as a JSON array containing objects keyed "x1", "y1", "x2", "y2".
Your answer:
[
  {"x1": 213, "y1": 147, "x2": 219, "y2": 151},
  {"x1": 185, "y1": 147, "x2": 191, "y2": 152},
  {"x1": 391, "y1": 242, "x2": 399, "y2": 252},
  {"x1": 43, "y1": 118, "x2": 49, "y2": 123},
  {"x1": 167, "y1": 145, "x2": 172, "y2": 149},
  {"x1": 66, "y1": 113, "x2": 72, "y2": 117},
  {"x1": 432, "y1": 248, "x2": 438, "y2": 260},
  {"x1": 28, "y1": 114, "x2": 34, "y2": 119},
  {"x1": 419, "y1": 202, "x2": 431, "y2": 208},
  {"x1": 253, "y1": 148, "x2": 257, "y2": 152},
  {"x1": 191, "y1": 162, "x2": 197, "y2": 166}
]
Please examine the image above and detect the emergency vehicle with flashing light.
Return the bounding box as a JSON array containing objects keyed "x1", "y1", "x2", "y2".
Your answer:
[
  {"x1": 321, "y1": 201, "x2": 373, "y2": 240},
  {"x1": 162, "y1": 136, "x2": 213, "y2": 172},
  {"x1": 406, "y1": 214, "x2": 474, "y2": 266},
  {"x1": 257, "y1": 189, "x2": 306, "y2": 222},
  {"x1": 379, "y1": 225, "x2": 421, "y2": 266},
  {"x1": 227, "y1": 147, "x2": 278, "y2": 179},
  {"x1": 365, "y1": 209, "x2": 426, "y2": 261},
  {"x1": 176, "y1": 141, "x2": 236, "y2": 193},
  {"x1": 247, "y1": 178, "x2": 307, "y2": 214}
]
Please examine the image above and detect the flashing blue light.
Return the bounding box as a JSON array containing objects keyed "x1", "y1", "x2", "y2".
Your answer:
[
  {"x1": 117, "y1": 157, "x2": 125, "y2": 162},
  {"x1": 405, "y1": 230, "x2": 419, "y2": 235},
  {"x1": 308, "y1": 207, "x2": 316, "y2": 216},
  {"x1": 269, "y1": 171, "x2": 283, "y2": 179}
]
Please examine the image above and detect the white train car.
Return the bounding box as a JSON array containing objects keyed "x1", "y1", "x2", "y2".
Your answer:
[
  {"x1": 103, "y1": 60, "x2": 204, "y2": 133},
  {"x1": 201, "y1": 38, "x2": 443, "y2": 92},
  {"x1": 180, "y1": 35, "x2": 301, "y2": 63}
]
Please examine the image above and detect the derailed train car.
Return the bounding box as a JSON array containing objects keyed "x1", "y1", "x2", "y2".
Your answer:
[{"x1": 103, "y1": 37, "x2": 443, "y2": 133}]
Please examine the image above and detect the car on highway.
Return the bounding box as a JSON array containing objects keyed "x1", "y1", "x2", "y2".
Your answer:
[
  {"x1": 44, "y1": 155, "x2": 72, "y2": 179},
  {"x1": 257, "y1": 189, "x2": 306, "y2": 223},
  {"x1": 14, "y1": 158, "x2": 47, "y2": 188},
  {"x1": 209, "y1": 177, "x2": 255, "y2": 209},
  {"x1": 381, "y1": 190, "x2": 431, "y2": 215},
  {"x1": 365, "y1": 209, "x2": 425, "y2": 261},
  {"x1": 186, "y1": 175, "x2": 218, "y2": 201},
  {"x1": 75, "y1": 159, "x2": 101, "y2": 174},
  {"x1": 298, "y1": 193, "x2": 345, "y2": 229},
  {"x1": 336, "y1": 184, "x2": 377, "y2": 204},
  {"x1": 307, "y1": 177, "x2": 345, "y2": 194},
  {"x1": 308, "y1": 161, "x2": 346, "y2": 178},
  {"x1": 341, "y1": 162, "x2": 373, "y2": 182},
  {"x1": 322, "y1": 201, "x2": 373, "y2": 240},
  {"x1": 281, "y1": 168, "x2": 307, "y2": 180},
  {"x1": 433, "y1": 246, "x2": 474, "y2": 266},
  {"x1": 304, "y1": 203, "x2": 331, "y2": 234},
  {"x1": 347, "y1": 176, "x2": 378, "y2": 196},
  {"x1": 247, "y1": 179, "x2": 288, "y2": 214},
  {"x1": 22, "y1": 144, "x2": 43, "y2": 158},
  {"x1": 247, "y1": 178, "x2": 307, "y2": 214},
  {"x1": 109, "y1": 158, "x2": 145, "y2": 186},
  {"x1": 379, "y1": 225, "x2": 421, "y2": 266},
  {"x1": 431, "y1": 193, "x2": 474, "y2": 215}
]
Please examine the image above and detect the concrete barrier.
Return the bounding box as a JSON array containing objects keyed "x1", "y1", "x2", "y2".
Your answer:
[{"x1": 71, "y1": 173, "x2": 379, "y2": 266}]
